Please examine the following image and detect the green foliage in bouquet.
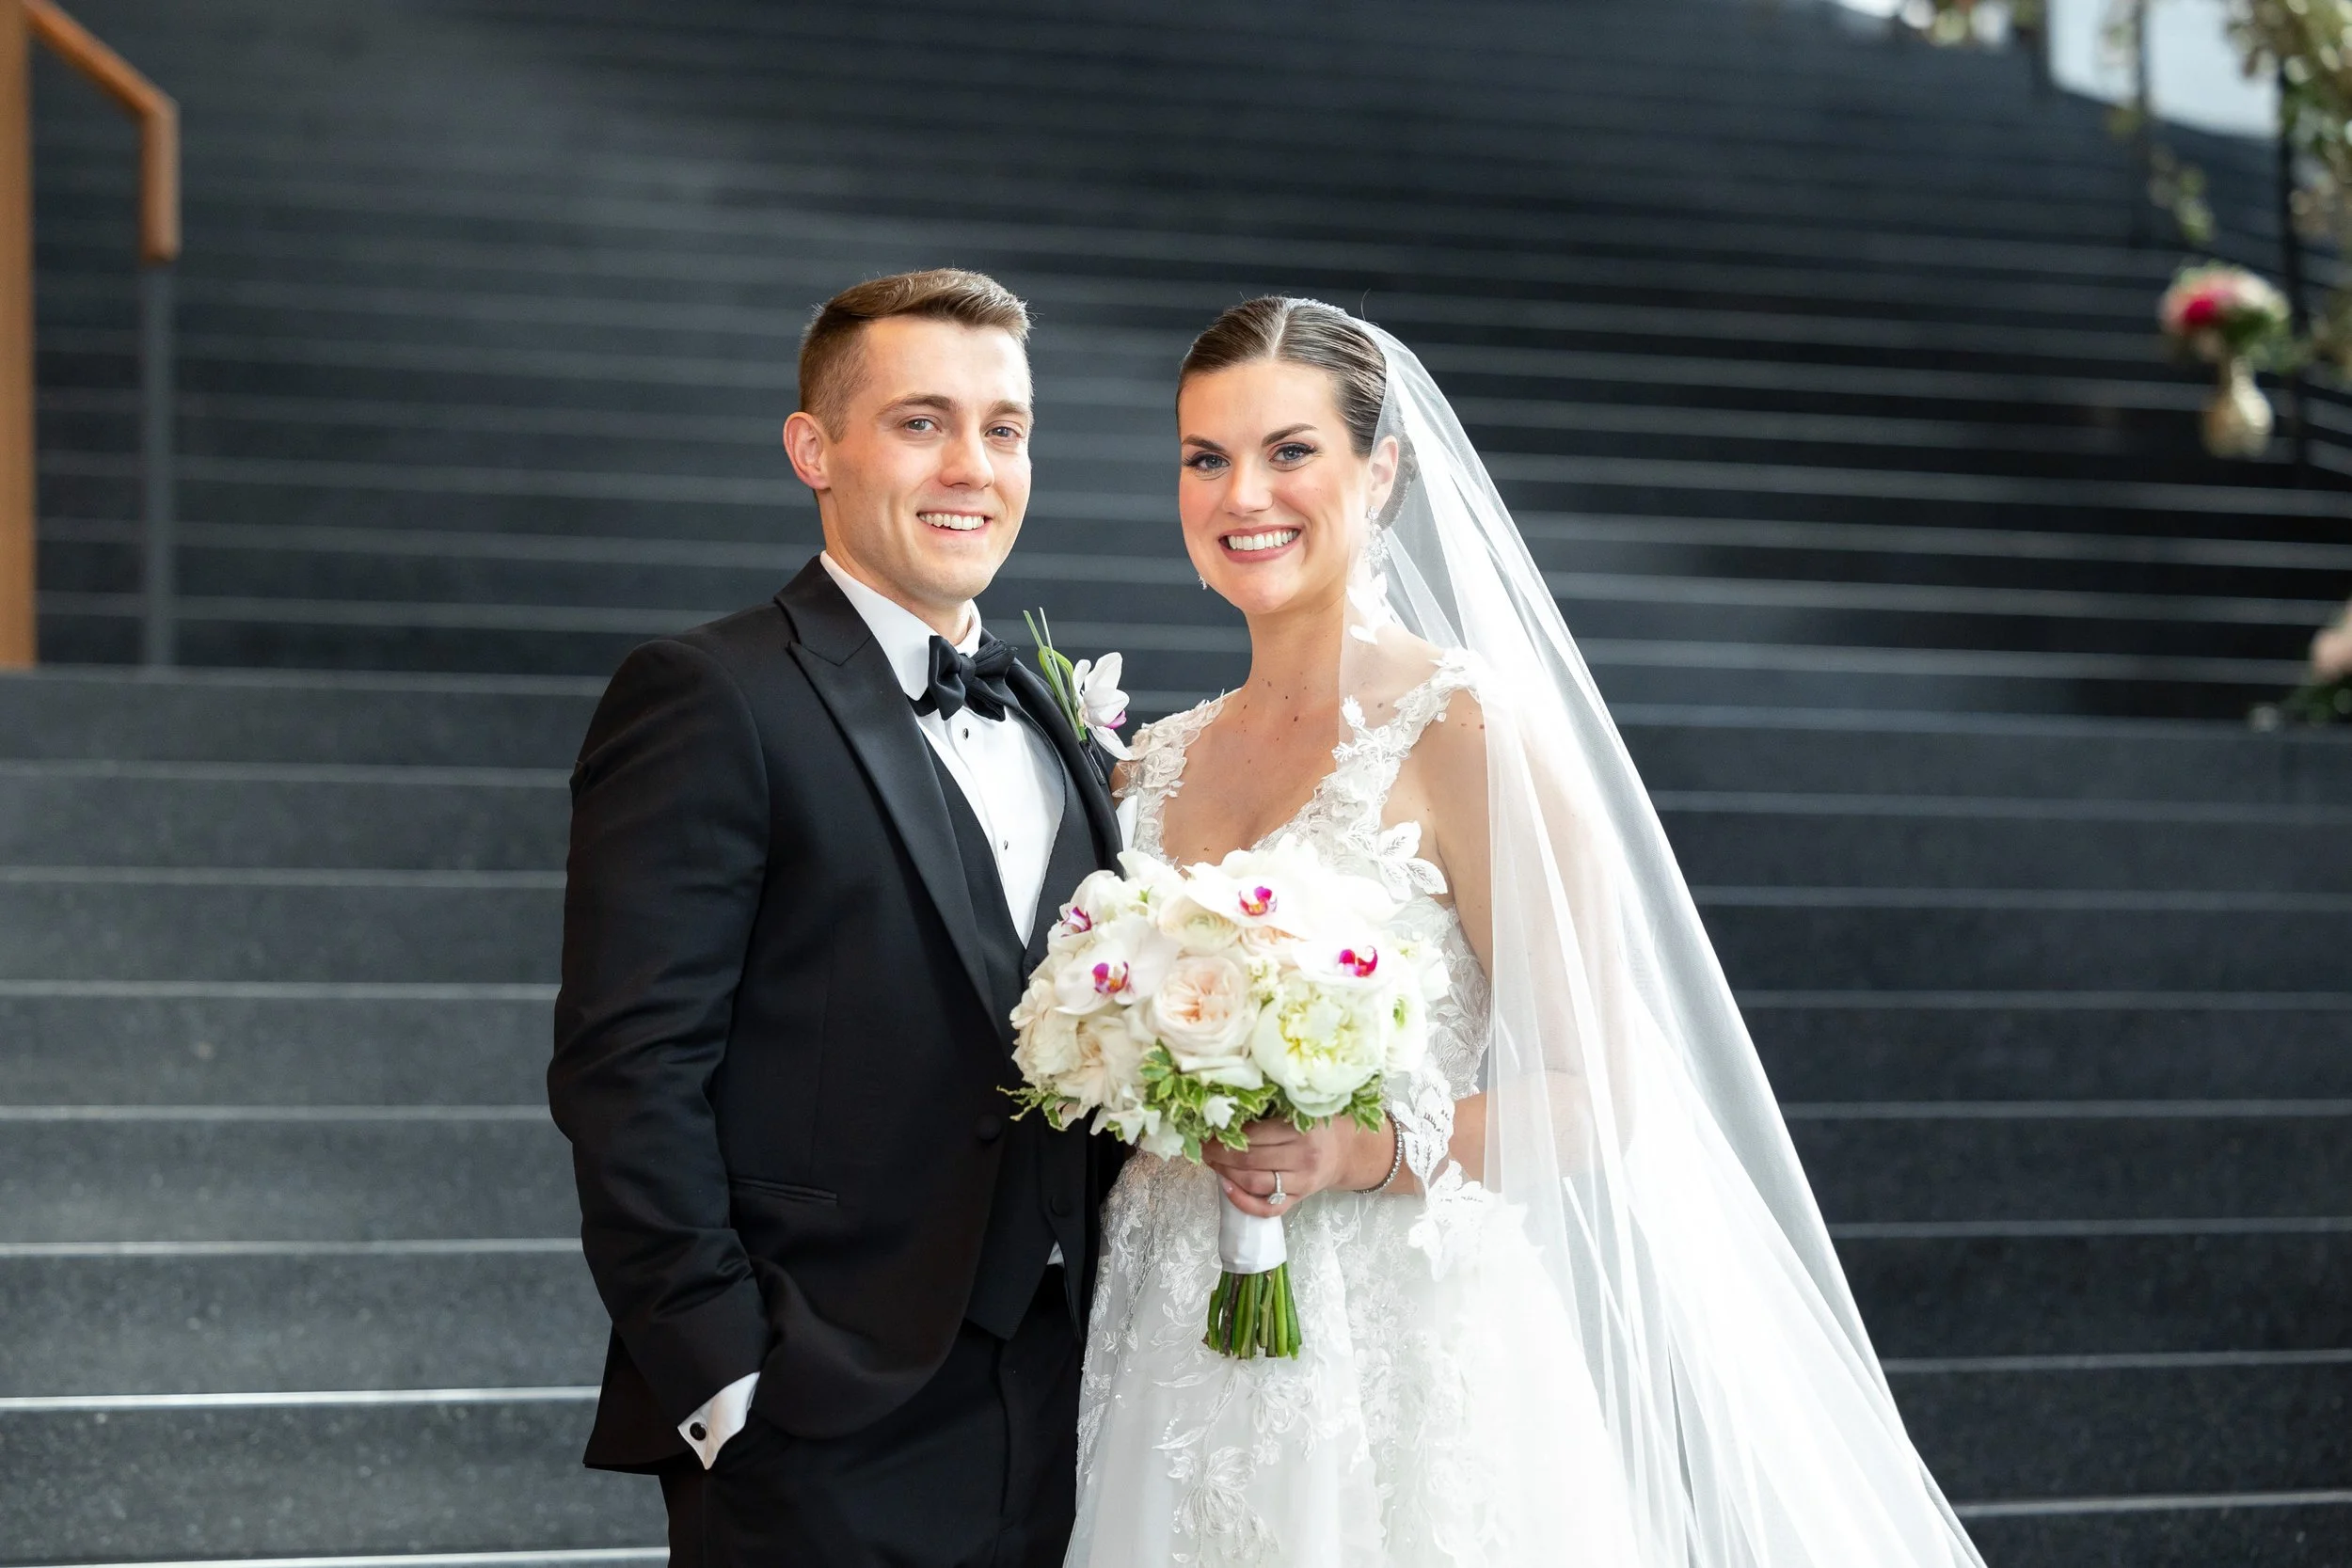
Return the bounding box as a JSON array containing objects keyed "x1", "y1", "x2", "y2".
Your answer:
[
  {"x1": 2272, "y1": 676, "x2": 2352, "y2": 724},
  {"x1": 1133, "y1": 1044, "x2": 1389, "y2": 1161}
]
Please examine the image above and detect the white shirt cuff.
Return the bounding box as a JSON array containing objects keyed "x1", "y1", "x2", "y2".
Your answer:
[{"x1": 678, "y1": 1371, "x2": 758, "y2": 1470}]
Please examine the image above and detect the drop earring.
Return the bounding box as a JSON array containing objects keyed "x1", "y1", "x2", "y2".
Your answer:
[{"x1": 1198, "y1": 573, "x2": 1208, "y2": 589}]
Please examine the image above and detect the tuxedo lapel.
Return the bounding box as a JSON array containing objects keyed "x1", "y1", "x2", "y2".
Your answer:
[
  {"x1": 1007, "y1": 662, "x2": 1121, "y2": 866},
  {"x1": 776, "y1": 563, "x2": 996, "y2": 1022}
]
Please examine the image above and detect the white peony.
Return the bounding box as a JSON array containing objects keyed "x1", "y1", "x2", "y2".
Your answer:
[
  {"x1": 1053, "y1": 1008, "x2": 1147, "y2": 1113},
  {"x1": 1247, "y1": 975, "x2": 1391, "y2": 1118},
  {"x1": 1015, "y1": 1004, "x2": 1083, "y2": 1090}
]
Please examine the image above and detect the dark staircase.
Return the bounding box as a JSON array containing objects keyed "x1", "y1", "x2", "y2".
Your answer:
[{"x1": 3, "y1": 1, "x2": 2348, "y2": 1564}]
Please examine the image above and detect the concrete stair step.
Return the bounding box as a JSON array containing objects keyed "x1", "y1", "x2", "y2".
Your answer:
[
  {"x1": 1790, "y1": 1109, "x2": 2352, "y2": 1227},
  {"x1": 0, "y1": 1116, "x2": 574, "y2": 1244},
  {"x1": 6, "y1": 990, "x2": 2343, "y2": 1115},
  {"x1": 0, "y1": 765, "x2": 566, "y2": 870},
  {"x1": 1704, "y1": 894, "x2": 2347, "y2": 992},
  {"x1": 1748, "y1": 1002, "x2": 2352, "y2": 1101},
  {"x1": 0, "y1": 671, "x2": 596, "y2": 766},
  {"x1": 0, "y1": 873, "x2": 559, "y2": 983},
  {"x1": 1897, "y1": 1362, "x2": 2352, "y2": 1506},
  {"x1": 0, "y1": 990, "x2": 551, "y2": 1105},
  {"x1": 0, "y1": 1401, "x2": 660, "y2": 1565},
  {"x1": 1843, "y1": 1233, "x2": 2352, "y2": 1361},
  {"x1": 0, "y1": 1249, "x2": 602, "y2": 1399}
]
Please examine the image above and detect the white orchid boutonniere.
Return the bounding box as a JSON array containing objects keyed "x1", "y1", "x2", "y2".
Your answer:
[{"x1": 1024, "y1": 610, "x2": 1133, "y2": 760}]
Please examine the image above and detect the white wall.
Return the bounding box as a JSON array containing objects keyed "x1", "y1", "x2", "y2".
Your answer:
[{"x1": 2047, "y1": 0, "x2": 2275, "y2": 137}]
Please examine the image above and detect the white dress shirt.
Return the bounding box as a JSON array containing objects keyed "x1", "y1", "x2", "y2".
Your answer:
[{"x1": 677, "y1": 553, "x2": 1067, "y2": 1468}]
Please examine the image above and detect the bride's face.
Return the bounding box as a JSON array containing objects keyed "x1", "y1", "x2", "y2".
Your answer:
[{"x1": 1177, "y1": 361, "x2": 1390, "y2": 620}]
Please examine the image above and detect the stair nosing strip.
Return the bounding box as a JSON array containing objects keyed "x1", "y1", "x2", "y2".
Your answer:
[
  {"x1": 0, "y1": 1239, "x2": 580, "y2": 1258},
  {"x1": 1953, "y1": 1487, "x2": 2352, "y2": 1519},
  {"x1": 1883, "y1": 1348, "x2": 2352, "y2": 1374},
  {"x1": 0, "y1": 1386, "x2": 598, "y2": 1414},
  {"x1": 0, "y1": 1105, "x2": 551, "y2": 1122},
  {"x1": 8, "y1": 1551, "x2": 662, "y2": 1568},
  {"x1": 0, "y1": 981, "x2": 557, "y2": 1000},
  {"x1": 0, "y1": 866, "x2": 564, "y2": 889},
  {"x1": 1829, "y1": 1216, "x2": 2352, "y2": 1239},
  {"x1": 1738, "y1": 990, "x2": 2352, "y2": 1009},
  {"x1": 1782, "y1": 1100, "x2": 2352, "y2": 1119}
]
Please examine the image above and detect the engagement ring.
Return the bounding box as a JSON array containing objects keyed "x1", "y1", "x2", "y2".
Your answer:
[{"x1": 1270, "y1": 1173, "x2": 1288, "y2": 1208}]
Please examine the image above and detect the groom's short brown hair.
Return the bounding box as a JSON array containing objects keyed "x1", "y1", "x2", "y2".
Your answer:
[{"x1": 799, "y1": 269, "x2": 1030, "y2": 435}]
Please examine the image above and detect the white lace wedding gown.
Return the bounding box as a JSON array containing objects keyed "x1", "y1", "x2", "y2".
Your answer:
[{"x1": 1069, "y1": 657, "x2": 1644, "y2": 1568}]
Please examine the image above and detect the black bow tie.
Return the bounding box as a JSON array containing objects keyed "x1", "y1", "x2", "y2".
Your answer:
[{"x1": 914, "y1": 630, "x2": 1017, "y2": 722}]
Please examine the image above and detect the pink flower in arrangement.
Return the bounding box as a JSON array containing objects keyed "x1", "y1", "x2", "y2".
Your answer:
[
  {"x1": 2158, "y1": 264, "x2": 2288, "y2": 363},
  {"x1": 1237, "y1": 885, "x2": 1277, "y2": 919},
  {"x1": 1336, "y1": 946, "x2": 1380, "y2": 979}
]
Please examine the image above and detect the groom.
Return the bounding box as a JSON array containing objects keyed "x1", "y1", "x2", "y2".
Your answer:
[{"x1": 549, "y1": 269, "x2": 1122, "y2": 1567}]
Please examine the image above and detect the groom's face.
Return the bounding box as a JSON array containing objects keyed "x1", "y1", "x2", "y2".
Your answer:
[{"x1": 785, "y1": 317, "x2": 1033, "y2": 633}]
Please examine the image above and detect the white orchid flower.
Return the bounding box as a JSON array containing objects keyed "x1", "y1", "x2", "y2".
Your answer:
[{"x1": 1069, "y1": 651, "x2": 1132, "y2": 759}]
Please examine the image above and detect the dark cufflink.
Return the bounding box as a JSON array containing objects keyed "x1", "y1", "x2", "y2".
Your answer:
[{"x1": 689, "y1": 1422, "x2": 707, "y2": 1442}]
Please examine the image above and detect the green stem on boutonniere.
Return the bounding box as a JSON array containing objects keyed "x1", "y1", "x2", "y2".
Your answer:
[{"x1": 1023, "y1": 609, "x2": 1089, "y2": 736}]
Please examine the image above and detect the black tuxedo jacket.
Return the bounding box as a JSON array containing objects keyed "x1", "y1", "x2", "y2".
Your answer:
[{"x1": 548, "y1": 559, "x2": 1122, "y2": 1469}]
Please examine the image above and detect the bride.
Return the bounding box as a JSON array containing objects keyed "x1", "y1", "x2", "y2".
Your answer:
[{"x1": 1068, "y1": 298, "x2": 1984, "y2": 1568}]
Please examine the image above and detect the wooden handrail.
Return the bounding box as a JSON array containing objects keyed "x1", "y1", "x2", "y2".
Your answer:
[
  {"x1": 24, "y1": 0, "x2": 176, "y2": 263},
  {"x1": 0, "y1": 0, "x2": 180, "y2": 670}
]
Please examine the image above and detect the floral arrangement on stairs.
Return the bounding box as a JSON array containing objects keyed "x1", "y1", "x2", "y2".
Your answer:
[
  {"x1": 2100, "y1": 0, "x2": 2352, "y2": 459},
  {"x1": 2159, "y1": 264, "x2": 2291, "y2": 456},
  {"x1": 2256, "y1": 602, "x2": 2352, "y2": 726}
]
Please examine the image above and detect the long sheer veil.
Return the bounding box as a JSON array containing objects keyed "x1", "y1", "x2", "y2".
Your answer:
[{"x1": 1339, "y1": 313, "x2": 1985, "y2": 1567}]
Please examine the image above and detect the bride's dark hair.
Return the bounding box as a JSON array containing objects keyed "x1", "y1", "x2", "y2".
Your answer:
[{"x1": 1177, "y1": 296, "x2": 1386, "y2": 456}]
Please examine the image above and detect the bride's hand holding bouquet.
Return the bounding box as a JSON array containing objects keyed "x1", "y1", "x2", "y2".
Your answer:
[{"x1": 1009, "y1": 837, "x2": 1449, "y2": 1359}]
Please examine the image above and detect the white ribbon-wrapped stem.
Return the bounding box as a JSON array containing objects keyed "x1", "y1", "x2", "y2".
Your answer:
[{"x1": 1217, "y1": 1191, "x2": 1288, "y2": 1275}]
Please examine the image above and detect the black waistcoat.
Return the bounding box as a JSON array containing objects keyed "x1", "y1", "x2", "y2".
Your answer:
[{"x1": 923, "y1": 730, "x2": 1100, "y2": 1338}]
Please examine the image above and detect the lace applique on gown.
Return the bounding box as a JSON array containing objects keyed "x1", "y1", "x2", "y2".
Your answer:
[{"x1": 1068, "y1": 655, "x2": 1643, "y2": 1568}]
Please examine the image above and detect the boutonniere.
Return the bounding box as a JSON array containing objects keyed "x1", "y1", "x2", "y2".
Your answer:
[{"x1": 1024, "y1": 610, "x2": 1132, "y2": 760}]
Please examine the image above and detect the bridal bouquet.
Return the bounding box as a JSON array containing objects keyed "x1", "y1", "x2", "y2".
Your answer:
[{"x1": 1010, "y1": 838, "x2": 1448, "y2": 1359}]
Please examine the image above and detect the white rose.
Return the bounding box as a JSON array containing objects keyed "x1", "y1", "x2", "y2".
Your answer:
[
  {"x1": 1009, "y1": 969, "x2": 1057, "y2": 1032},
  {"x1": 1248, "y1": 975, "x2": 1391, "y2": 1118},
  {"x1": 1016, "y1": 1005, "x2": 1083, "y2": 1088},
  {"x1": 1154, "y1": 893, "x2": 1242, "y2": 954},
  {"x1": 1055, "y1": 1008, "x2": 1147, "y2": 1111},
  {"x1": 1146, "y1": 953, "x2": 1258, "y2": 1073}
]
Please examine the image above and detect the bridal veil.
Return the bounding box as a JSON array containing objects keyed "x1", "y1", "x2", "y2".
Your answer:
[{"x1": 1334, "y1": 312, "x2": 1984, "y2": 1568}]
